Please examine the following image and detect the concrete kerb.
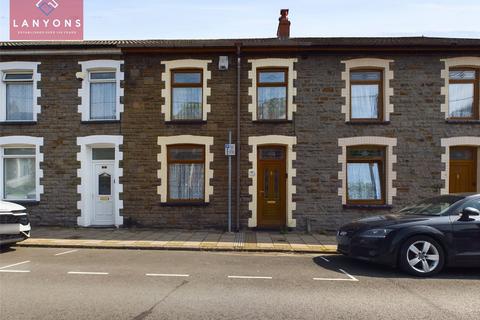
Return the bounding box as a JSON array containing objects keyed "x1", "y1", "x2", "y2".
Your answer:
[{"x1": 15, "y1": 241, "x2": 338, "y2": 254}]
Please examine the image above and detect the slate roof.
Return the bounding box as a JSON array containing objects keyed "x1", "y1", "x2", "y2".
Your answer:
[{"x1": 1, "y1": 37, "x2": 480, "y2": 50}]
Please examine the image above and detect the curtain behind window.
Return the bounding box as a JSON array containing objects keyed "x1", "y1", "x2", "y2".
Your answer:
[
  {"x1": 90, "y1": 82, "x2": 116, "y2": 120},
  {"x1": 6, "y1": 83, "x2": 33, "y2": 121},
  {"x1": 172, "y1": 87, "x2": 202, "y2": 120},
  {"x1": 169, "y1": 163, "x2": 204, "y2": 200},
  {"x1": 351, "y1": 84, "x2": 379, "y2": 119},
  {"x1": 449, "y1": 83, "x2": 474, "y2": 117},
  {"x1": 4, "y1": 158, "x2": 35, "y2": 200},
  {"x1": 257, "y1": 87, "x2": 286, "y2": 120},
  {"x1": 347, "y1": 163, "x2": 382, "y2": 200}
]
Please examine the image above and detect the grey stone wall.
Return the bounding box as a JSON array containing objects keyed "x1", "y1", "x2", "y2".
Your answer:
[
  {"x1": 1, "y1": 51, "x2": 478, "y2": 231},
  {"x1": 0, "y1": 54, "x2": 122, "y2": 226}
]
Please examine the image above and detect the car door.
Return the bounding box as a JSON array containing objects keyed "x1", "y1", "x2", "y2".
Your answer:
[{"x1": 450, "y1": 198, "x2": 480, "y2": 266}]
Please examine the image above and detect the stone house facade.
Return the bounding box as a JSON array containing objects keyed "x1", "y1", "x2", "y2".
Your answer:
[{"x1": 0, "y1": 37, "x2": 479, "y2": 232}]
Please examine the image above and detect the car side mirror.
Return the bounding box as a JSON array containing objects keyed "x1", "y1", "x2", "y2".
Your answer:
[{"x1": 459, "y1": 207, "x2": 480, "y2": 221}]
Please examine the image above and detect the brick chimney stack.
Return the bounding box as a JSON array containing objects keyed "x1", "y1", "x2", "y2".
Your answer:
[{"x1": 277, "y1": 9, "x2": 290, "y2": 40}]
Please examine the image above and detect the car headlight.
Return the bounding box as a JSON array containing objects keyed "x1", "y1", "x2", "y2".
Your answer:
[{"x1": 360, "y1": 228, "x2": 394, "y2": 238}]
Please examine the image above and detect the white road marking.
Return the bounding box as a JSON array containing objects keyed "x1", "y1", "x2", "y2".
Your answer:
[
  {"x1": 339, "y1": 269, "x2": 359, "y2": 281},
  {"x1": 67, "y1": 271, "x2": 109, "y2": 275},
  {"x1": 312, "y1": 277, "x2": 356, "y2": 281},
  {"x1": 55, "y1": 249, "x2": 79, "y2": 256},
  {"x1": 320, "y1": 256, "x2": 330, "y2": 262},
  {"x1": 313, "y1": 269, "x2": 359, "y2": 282},
  {"x1": 0, "y1": 260, "x2": 30, "y2": 270},
  {"x1": 228, "y1": 275, "x2": 273, "y2": 279},
  {"x1": 0, "y1": 269, "x2": 30, "y2": 273},
  {"x1": 146, "y1": 273, "x2": 190, "y2": 277}
]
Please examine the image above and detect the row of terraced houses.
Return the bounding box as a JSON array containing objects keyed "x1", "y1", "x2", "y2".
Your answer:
[{"x1": 0, "y1": 14, "x2": 479, "y2": 232}]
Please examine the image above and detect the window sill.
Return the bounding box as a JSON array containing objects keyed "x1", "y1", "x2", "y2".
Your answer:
[
  {"x1": 81, "y1": 120, "x2": 120, "y2": 124},
  {"x1": 445, "y1": 119, "x2": 480, "y2": 124},
  {"x1": 4, "y1": 200, "x2": 40, "y2": 206},
  {"x1": 166, "y1": 120, "x2": 207, "y2": 125},
  {"x1": 0, "y1": 121, "x2": 37, "y2": 125},
  {"x1": 253, "y1": 120, "x2": 292, "y2": 124},
  {"x1": 160, "y1": 201, "x2": 209, "y2": 207},
  {"x1": 343, "y1": 204, "x2": 393, "y2": 210},
  {"x1": 346, "y1": 121, "x2": 390, "y2": 125}
]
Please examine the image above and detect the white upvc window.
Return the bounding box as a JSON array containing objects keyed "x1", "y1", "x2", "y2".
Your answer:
[
  {"x1": 2, "y1": 147, "x2": 35, "y2": 200},
  {"x1": 89, "y1": 70, "x2": 117, "y2": 120},
  {"x1": 78, "y1": 60, "x2": 124, "y2": 121},
  {"x1": 0, "y1": 136, "x2": 44, "y2": 202},
  {"x1": 0, "y1": 61, "x2": 41, "y2": 122},
  {"x1": 3, "y1": 72, "x2": 34, "y2": 121}
]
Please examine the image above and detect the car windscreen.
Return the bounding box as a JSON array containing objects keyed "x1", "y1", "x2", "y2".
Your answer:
[{"x1": 398, "y1": 195, "x2": 464, "y2": 216}]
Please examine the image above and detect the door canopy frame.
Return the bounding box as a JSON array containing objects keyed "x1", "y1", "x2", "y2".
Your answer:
[
  {"x1": 441, "y1": 137, "x2": 480, "y2": 194},
  {"x1": 257, "y1": 145, "x2": 287, "y2": 228},
  {"x1": 76, "y1": 135, "x2": 123, "y2": 227},
  {"x1": 248, "y1": 135, "x2": 296, "y2": 228}
]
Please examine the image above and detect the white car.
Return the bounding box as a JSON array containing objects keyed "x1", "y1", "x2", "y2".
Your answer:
[{"x1": 0, "y1": 201, "x2": 31, "y2": 247}]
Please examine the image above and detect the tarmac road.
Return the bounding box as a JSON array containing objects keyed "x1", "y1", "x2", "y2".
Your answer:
[{"x1": 0, "y1": 247, "x2": 479, "y2": 319}]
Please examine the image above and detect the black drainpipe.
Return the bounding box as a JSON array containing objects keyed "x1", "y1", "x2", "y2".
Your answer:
[{"x1": 235, "y1": 42, "x2": 242, "y2": 232}]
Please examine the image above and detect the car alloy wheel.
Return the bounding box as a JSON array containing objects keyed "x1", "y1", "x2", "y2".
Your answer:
[
  {"x1": 400, "y1": 236, "x2": 445, "y2": 277},
  {"x1": 407, "y1": 241, "x2": 440, "y2": 273}
]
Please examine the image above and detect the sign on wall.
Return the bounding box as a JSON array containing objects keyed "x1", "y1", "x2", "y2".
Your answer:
[
  {"x1": 10, "y1": 0, "x2": 84, "y2": 40},
  {"x1": 225, "y1": 144, "x2": 236, "y2": 156}
]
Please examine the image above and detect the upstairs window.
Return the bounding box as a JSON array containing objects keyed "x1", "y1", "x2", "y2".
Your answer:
[
  {"x1": 346, "y1": 146, "x2": 386, "y2": 205},
  {"x1": 89, "y1": 71, "x2": 116, "y2": 120},
  {"x1": 350, "y1": 70, "x2": 383, "y2": 121},
  {"x1": 167, "y1": 145, "x2": 205, "y2": 202},
  {"x1": 3, "y1": 72, "x2": 34, "y2": 121},
  {"x1": 171, "y1": 69, "x2": 203, "y2": 121},
  {"x1": 257, "y1": 68, "x2": 288, "y2": 120},
  {"x1": 448, "y1": 68, "x2": 479, "y2": 119},
  {"x1": 2, "y1": 147, "x2": 36, "y2": 201}
]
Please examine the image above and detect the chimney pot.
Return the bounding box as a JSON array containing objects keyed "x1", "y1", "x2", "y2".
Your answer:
[{"x1": 277, "y1": 9, "x2": 290, "y2": 40}]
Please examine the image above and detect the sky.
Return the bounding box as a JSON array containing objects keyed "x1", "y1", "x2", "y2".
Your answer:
[{"x1": 1, "y1": 0, "x2": 480, "y2": 40}]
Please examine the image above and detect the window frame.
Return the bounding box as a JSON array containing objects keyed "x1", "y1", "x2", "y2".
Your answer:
[
  {"x1": 349, "y1": 68, "x2": 384, "y2": 122},
  {"x1": 170, "y1": 68, "x2": 204, "y2": 122},
  {"x1": 255, "y1": 67, "x2": 289, "y2": 122},
  {"x1": 3, "y1": 71, "x2": 35, "y2": 122},
  {"x1": 447, "y1": 67, "x2": 479, "y2": 120},
  {"x1": 1, "y1": 146, "x2": 36, "y2": 201},
  {"x1": 78, "y1": 60, "x2": 123, "y2": 122},
  {"x1": 346, "y1": 145, "x2": 386, "y2": 205},
  {"x1": 166, "y1": 144, "x2": 206, "y2": 203},
  {"x1": 88, "y1": 69, "x2": 117, "y2": 121}
]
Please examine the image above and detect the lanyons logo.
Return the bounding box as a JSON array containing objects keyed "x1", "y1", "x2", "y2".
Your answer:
[{"x1": 36, "y1": 0, "x2": 59, "y2": 16}]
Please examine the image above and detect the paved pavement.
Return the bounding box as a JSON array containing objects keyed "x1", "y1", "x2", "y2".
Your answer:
[
  {"x1": 17, "y1": 227, "x2": 337, "y2": 253},
  {"x1": 1, "y1": 247, "x2": 479, "y2": 319}
]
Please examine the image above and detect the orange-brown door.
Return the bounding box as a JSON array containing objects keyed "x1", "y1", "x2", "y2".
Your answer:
[
  {"x1": 449, "y1": 147, "x2": 477, "y2": 193},
  {"x1": 257, "y1": 146, "x2": 287, "y2": 228}
]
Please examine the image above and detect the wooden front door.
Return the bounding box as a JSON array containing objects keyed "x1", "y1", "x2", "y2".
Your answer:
[
  {"x1": 449, "y1": 147, "x2": 477, "y2": 193},
  {"x1": 257, "y1": 146, "x2": 287, "y2": 228}
]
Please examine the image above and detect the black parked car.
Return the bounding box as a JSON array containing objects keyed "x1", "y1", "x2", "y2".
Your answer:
[{"x1": 337, "y1": 194, "x2": 480, "y2": 276}]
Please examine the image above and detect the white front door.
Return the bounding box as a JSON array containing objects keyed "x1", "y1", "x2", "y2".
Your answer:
[{"x1": 92, "y1": 162, "x2": 115, "y2": 225}]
